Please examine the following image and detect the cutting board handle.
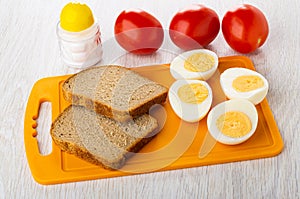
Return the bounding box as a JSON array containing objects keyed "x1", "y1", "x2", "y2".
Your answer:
[{"x1": 24, "y1": 76, "x2": 68, "y2": 181}]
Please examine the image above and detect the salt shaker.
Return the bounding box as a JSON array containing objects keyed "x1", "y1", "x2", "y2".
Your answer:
[{"x1": 57, "y1": 2, "x2": 102, "y2": 69}]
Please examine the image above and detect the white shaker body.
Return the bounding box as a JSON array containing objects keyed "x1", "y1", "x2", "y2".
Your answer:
[{"x1": 57, "y1": 21, "x2": 103, "y2": 69}]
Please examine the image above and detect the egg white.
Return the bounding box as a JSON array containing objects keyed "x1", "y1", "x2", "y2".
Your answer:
[
  {"x1": 168, "y1": 79, "x2": 213, "y2": 123},
  {"x1": 207, "y1": 99, "x2": 258, "y2": 145},
  {"x1": 170, "y1": 49, "x2": 219, "y2": 81},
  {"x1": 220, "y1": 67, "x2": 269, "y2": 105}
]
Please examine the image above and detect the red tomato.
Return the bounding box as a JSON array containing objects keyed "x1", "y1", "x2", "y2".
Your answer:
[
  {"x1": 222, "y1": 4, "x2": 269, "y2": 53},
  {"x1": 114, "y1": 9, "x2": 164, "y2": 55},
  {"x1": 169, "y1": 4, "x2": 220, "y2": 50}
]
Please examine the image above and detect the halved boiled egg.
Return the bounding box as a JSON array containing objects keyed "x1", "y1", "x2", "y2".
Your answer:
[
  {"x1": 207, "y1": 99, "x2": 258, "y2": 145},
  {"x1": 168, "y1": 79, "x2": 213, "y2": 122},
  {"x1": 170, "y1": 49, "x2": 218, "y2": 80},
  {"x1": 220, "y1": 68, "x2": 269, "y2": 105}
]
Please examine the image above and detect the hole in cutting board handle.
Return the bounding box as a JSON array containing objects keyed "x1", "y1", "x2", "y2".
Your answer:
[{"x1": 36, "y1": 101, "x2": 52, "y2": 156}]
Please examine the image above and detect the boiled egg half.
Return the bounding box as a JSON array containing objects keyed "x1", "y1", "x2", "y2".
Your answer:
[
  {"x1": 220, "y1": 68, "x2": 269, "y2": 105},
  {"x1": 168, "y1": 79, "x2": 213, "y2": 122},
  {"x1": 207, "y1": 99, "x2": 258, "y2": 145},
  {"x1": 170, "y1": 49, "x2": 218, "y2": 81}
]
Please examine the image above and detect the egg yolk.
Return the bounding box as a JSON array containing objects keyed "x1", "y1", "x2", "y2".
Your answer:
[
  {"x1": 216, "y1": 111, "x2": 252, "y2": 138},
  {"x1": 60, "y1": 2, "x2": 94, "y2": 32},
  {"x1": 184, "y1": 53, "x2": 215, "y2": 72},
  {"x1": 232, "y1": 75, "x2": 264, "y2": 92},
  {"x1": 178, "y1": 83, "x2": 208, "y2": 104}
]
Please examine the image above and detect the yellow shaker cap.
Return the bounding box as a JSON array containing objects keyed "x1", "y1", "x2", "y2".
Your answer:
[{"x1": 60, "y1": 2, "x2": 94, "y2": 32}]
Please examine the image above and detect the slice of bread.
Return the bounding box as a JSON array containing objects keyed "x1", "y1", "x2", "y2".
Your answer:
[
  {"x1": 51, "y1": 105, "x2": 158, "y2": 170},
  {"x1": 62, "y1": 65, "x2": 168, "y2": 122}
]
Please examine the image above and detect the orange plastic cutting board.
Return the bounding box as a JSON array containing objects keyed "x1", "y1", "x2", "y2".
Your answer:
[{"x1": 24, "y1": 56, "x2": 284, "y2": 185}]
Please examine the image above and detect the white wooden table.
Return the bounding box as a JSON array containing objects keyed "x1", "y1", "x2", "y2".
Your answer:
[{"x1": 1, "y1": 0, "x2": 299, "y2": 198}]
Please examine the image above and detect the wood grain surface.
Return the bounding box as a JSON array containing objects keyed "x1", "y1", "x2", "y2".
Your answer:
[{"x1": 0, "y1": 0, "x2": 299, "y2": 198}]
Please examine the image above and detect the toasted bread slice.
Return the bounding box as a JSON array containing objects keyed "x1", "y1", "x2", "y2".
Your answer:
[
  {"x1": 50, "y1": 105, "x2": 158, "y2": 170},
  {"x1": 62, "y1": 65, "x2": 168, "y2": 122}
]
